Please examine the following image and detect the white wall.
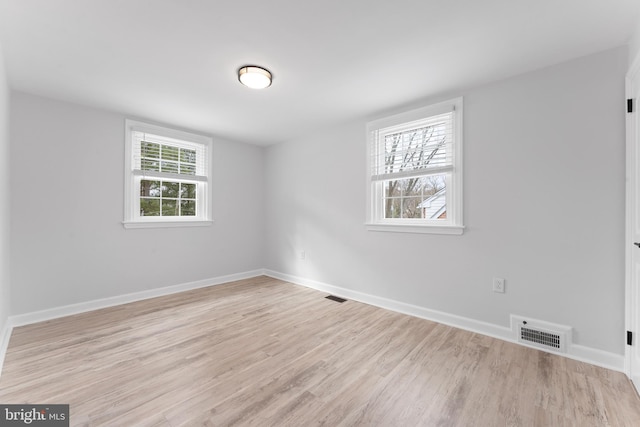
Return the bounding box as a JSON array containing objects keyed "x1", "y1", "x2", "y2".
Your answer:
[
  {"x1": 0, "y1": 43, "x2": 10, "y2": 337},
  {"x1": 265, "y1": 47, "x2": 628, "y2": 355},
  {"x1": 10, "y1": 92, "x2": 264, "y2": 314},
  {"x1": 629, "y1": 11, "x2": 640, "y2": 66}
]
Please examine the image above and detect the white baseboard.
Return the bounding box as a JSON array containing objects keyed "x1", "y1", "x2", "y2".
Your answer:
[
  {"x1": 9, "y1": 269, "x2": 264, "y2": 327},
  {"x1": 0, "y1": 317, "x2": 13, "y2": 381},
  {"x1": 0, "y1": 270, "x2": 263, "y2": 378},
  {"x1": 1, "y1": 268, "x2": 625, "y2": 378},
  {"x1": 263, "y1": 269, "x2": 625, "y2": 372},
  {"x1": 568, "y1": 344, "x2": 625, "y2": 372}
]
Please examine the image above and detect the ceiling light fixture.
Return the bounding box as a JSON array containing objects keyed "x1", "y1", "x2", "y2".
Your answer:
[{"x1": 238, "y1": 66, "x2": 272, "y2": 89}]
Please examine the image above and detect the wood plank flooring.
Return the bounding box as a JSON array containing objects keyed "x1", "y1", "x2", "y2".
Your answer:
[{"x1": 0, "y1": 276, "x2": 639, "y2": 426}]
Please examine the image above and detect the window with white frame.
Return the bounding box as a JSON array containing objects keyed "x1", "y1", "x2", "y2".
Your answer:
[
  {"x1": 123, "y1": 120, "x2": 212, "y2": 228},
  {"x1": 366, "y1": 98, "x2": 463, "y2": 234}
]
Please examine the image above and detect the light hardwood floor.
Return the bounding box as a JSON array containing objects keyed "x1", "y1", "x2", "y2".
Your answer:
[{"x1": 1, "y1": 276, "x2": 639, "y2": 426}]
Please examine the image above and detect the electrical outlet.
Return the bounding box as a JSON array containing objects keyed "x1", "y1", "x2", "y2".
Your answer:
[
  {"x1": 493, "y1": 277, "x2": 505, "y2": 293},
  {"x1": 299, "y1": 251, "x2": 306, "y2": 260}
]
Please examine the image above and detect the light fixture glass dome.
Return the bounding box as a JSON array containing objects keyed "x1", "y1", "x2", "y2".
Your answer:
[{"x1": 238, "y1": 66, "x2": 272, "y2": 89}]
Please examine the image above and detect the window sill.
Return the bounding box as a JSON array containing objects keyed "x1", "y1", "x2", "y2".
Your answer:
[
  {"x1": 123, "y1": 220, "x2": 213, "y2": 229},
  {"x1": 365, "y1": 223, "x2": 465, "y2": 235}
]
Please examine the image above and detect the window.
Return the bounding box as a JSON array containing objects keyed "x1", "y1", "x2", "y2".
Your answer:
[
  {"x1": 366, "y1": 98, "x2": 463, "y2": 234},
  {"x1": 123, "y1": 120, "x2": 212, "y2": 228}
]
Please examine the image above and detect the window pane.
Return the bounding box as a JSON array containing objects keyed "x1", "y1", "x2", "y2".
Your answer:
[
  {"x1": 161, "y1": 161, "x2": 179, "y2": 174},
  {"x1": 162, "y1": 181, "x2": 180, "y2": 198},
  {"x1": 140, "y1": 180, "x2": 161, "y2": 197},
  {"x1": 385, "y1": 181, "x2": 402, "y2": 198},
  {"x1": 162, "y1": 199, "x2": 178, "y2": 216},
  {"x1": 161, "y1": 145, "x2": 179, "y2": 161},
  {"x1": 181, "y1": 200, "x2": 196, "y2": 216},
  {"x1": 180, "y1": 148, "x2": 196, "y2": 164},
  {"x1": 141, "y1": 142, "x2": 160, "y2": 159},
  {"x1": 141, "y1": 159, "x2": 159, "y2": 172},
  {"x1": 385, "y1": 198, "x2": 401, "y2": 218},
  {"x1": 140, "y1": 198, "x2": 160, "y2": 216},
  {"x1": 180, "y1": 164, "x2": 196, "y2": 175},
  {"x1": 384, "y1": 122, "x2": 449, "y2": 174},
  {"x1": 403, "y1": 197, "x2": 423, "y2": 218},
  {"x1": 384, "y1": 175, "x2": 447, "y2": 219},
  {"x1": 180, "y1": 183, "x2": 196, "y2": 199}
]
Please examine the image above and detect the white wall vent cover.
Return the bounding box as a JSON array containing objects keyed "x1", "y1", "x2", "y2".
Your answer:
[{"x1": 510, "y1": 315, "x2": 572, "y2": 353}]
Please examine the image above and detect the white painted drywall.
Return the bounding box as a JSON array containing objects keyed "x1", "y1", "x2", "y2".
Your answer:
[
  {"x1": 264, "y1": 47, "x2": 628, "y2": 355},
  {"x1": 0, "y1": 42, "x2": 10, "y2": 335},
  {"x1": 629, "y1": 11, "x2": 640, "y2": 66},
  {"x1": 9, "y1": 93, "x2": 264, "y2": 314}
]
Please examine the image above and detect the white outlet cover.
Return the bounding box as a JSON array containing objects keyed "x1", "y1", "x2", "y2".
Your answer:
[{"x1": 493, "y1": 278, "x2": 505, "y2": 293}]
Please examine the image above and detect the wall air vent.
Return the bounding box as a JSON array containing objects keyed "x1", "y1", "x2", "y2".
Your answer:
[
  {"x1": 511, "y1": 315, "x2": 571, "y2": 353},
  {"x1": 520, "y1": 327, "x2": 561, "y2": 349}
]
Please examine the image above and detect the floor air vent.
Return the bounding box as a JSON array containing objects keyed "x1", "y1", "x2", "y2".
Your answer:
[
  {"x1": 325, "y1": 295, "x2": 346, "y2": 303},
  {"x1": 511, "y1": 315, "x2": 571, "y2": 353}
]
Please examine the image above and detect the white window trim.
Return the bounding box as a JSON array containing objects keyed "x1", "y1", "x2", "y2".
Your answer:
[
  {"x1": 365, "y1": 97, "x2": 464, "y2": 235},
  {"x1": 123, "y1": 119, "x2": 213, "y2": 229}
]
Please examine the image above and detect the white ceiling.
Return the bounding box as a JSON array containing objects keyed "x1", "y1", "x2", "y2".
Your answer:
[{"x1": 0, "y1": 0, "x2": 638, "y2": 146}]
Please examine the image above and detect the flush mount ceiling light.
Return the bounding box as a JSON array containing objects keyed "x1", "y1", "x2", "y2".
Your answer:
[{"x1": 238, "y1": 66, "x2": 272, "y2": 89}]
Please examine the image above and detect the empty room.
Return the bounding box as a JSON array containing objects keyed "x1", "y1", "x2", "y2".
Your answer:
[{"x1": 2, "y1": 0, "x2": 640, "y2": 425}]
